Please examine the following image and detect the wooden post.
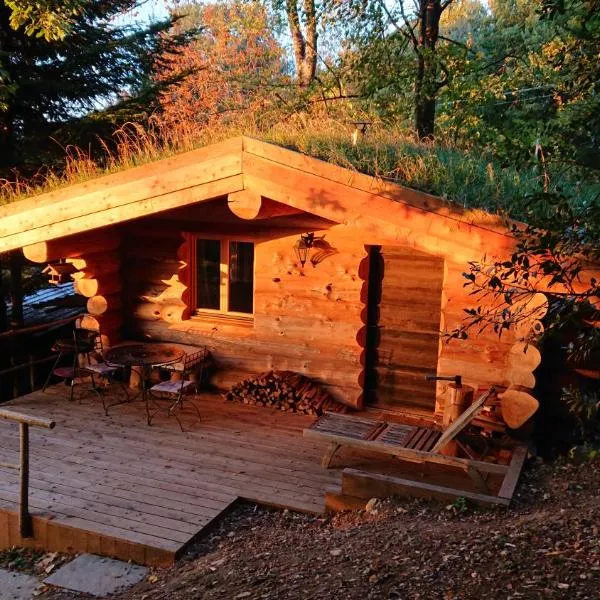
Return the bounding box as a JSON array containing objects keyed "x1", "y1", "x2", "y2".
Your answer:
[
  {"x1": 441, "y1": 383, "x2": 474, "y2": 457},
  {"x1": 28, "y1": 354, "x2": 35, "y2": 393},
  {"x1": 19, "y1": 422, "x2": 32, "y2": 537}
]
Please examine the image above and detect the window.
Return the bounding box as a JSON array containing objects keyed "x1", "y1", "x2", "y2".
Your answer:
[{"x1": 194, "y1": 238, "x2": 254, "y2": 317}]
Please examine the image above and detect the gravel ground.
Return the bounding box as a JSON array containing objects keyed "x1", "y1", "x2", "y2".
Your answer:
[{"x1": 9, "y1": 458, "x2": 600, "y2": 600}]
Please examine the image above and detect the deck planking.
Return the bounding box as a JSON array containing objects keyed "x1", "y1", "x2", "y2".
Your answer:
[{"x1": 0, "y1": 386, "x2": 341, "y2": 564}]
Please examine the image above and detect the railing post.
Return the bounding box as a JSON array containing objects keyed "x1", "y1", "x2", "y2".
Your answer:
[{"x1": 19, "y1": 422, "x2": 32, "y2": 538}]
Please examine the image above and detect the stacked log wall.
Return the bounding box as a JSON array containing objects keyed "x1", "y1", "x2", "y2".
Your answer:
[{"x1": 124, "y1": 223, "x2": 366, "y2": 407}]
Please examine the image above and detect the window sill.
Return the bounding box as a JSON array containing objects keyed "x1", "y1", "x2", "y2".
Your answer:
[
  {"x1": 191, "y1": 311, "x2": 254, "y2": 327},
  {"x1": 166, "y1": 315, "x2": 255, "y2": 339}
]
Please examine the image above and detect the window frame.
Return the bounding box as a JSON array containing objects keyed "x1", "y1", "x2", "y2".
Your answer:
[{"x1": 189, "y1": 234, "x2": 255, "y2": 322}]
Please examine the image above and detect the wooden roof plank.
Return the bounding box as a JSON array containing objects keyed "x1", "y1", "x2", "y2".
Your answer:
[
  {"x1": 0, "y1": 137, "x2": 243, "y2": 218},
  {"x1": 0, "y1": 174, "x2": 244, "y2": 252}
]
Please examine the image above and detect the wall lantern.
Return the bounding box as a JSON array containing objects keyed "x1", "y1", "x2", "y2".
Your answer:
[
  {"x1": 42, "y1": 261, "x2": 78, "y2": 285},
  {"x1": 294, "y1": 232, "x2": 316, "y2": 268}
]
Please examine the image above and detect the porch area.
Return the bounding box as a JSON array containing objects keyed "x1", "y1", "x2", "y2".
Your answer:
[{"x1": 0, "y1": 384, "x2": 341, "y2": 565}]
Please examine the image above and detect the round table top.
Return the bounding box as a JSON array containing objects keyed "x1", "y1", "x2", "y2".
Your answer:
[{"x1": 105, "y1": 343, "x2": 185, "y2": 368}]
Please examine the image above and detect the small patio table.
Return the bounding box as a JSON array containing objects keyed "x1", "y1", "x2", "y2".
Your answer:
[{"x1": 104, "y1": 343, "x2": 186, "y2": 425}]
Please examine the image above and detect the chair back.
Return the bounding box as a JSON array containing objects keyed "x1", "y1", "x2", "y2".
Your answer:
[
  {"x1": 178, "y1": 347, "x2": 209, "y2": 394},
  {"x1": 183, "y1": 348, "x2": 209, "y2": 374},
  {"x1": 74, "y1": 315, "x2": 103, "y2": 357},
  {"x1": 72, "y1": 327, "x2": 98, "y2": 354}
]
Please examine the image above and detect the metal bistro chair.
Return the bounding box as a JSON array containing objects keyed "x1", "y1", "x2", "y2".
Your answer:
[
  {"x1": 82, "y1": 322, "x2": 130, "y2": 414},
  {"x1": 147, "y1": 348, "x2": 208, "y2": 431},
  {"x1": 43, "y1": 323, "x2": 98, "y2": 402}
]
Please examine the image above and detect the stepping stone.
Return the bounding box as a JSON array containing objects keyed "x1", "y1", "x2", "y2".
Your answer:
[
  {"x1": 44, "y1": 554, "x2": 148, "y2": 597},
  {"x1": 0, "y1": 568, "x2": 39, "y2": 600}
]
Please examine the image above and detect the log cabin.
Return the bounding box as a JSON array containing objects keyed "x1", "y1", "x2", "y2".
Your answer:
[{"x1": 0, "y1": 136, "x2": 537, "y2": 420}]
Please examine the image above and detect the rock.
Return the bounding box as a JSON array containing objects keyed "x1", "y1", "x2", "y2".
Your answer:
[
  {"x1": 329, "y1": 549, "x2": 342, "y2": 557},
  {"x1": 365, "y1": 498, "x2": 379, "y2": 514}
]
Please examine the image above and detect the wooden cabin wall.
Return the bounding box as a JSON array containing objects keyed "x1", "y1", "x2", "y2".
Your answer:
[
  {"x1": 122, "y1": 210, "x2": 522, "y2": 411},
  {"x1": 123, "y1": 218, "x2": 367, "y2": 407}
]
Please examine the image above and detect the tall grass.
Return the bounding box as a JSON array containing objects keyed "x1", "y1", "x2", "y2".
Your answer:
[{"x1": 1, "y1": 114, "x2": 596, "y2": 219}]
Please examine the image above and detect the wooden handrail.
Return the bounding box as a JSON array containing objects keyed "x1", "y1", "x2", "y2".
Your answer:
[
  {"x1": 0, "y1": 409, "x2": 55, "y2": 429},
  {"x1": 0, "y1": 408, "x2": 56, "y2": 537},
  {"x1": 0, "y1": 314, "x2": 79, "y2": 340}
]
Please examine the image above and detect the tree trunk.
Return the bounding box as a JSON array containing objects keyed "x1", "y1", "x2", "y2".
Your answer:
[
  {"x1": 414, "y1": 0, "x2": 443, "y2": 139},
  {"x1": 286, "y1": 0, "x2": 318, "y2": 86}
]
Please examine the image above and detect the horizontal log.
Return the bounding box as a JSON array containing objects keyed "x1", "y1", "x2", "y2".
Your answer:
[
  {"x1": 81, "y1": 312, "x2": 124, "y2": 337},
  {"x1": 227, "y1": 189, "x2": 262, "y2": 220},
  {"x1": 23, "y1": 228, "x2": 120, "y2": 263},
  {"x1": 86, "y1": 293, "x2": 122, "y2": 316},
  {"x1": 132, "y1": 303, "x2": 162, "y2": 321},
  {"x1": 161, "y1": 303, "x2": 187, "y2": 324},
  {"x1": 73, "y1": 275, "x2": 122, "y2": 298},
  {"x1": 0, "y1": 409, "x2": 55, "y2": 429},
  {"x1": 127, "y1": 261, "x2": 183, "y2": 286}
]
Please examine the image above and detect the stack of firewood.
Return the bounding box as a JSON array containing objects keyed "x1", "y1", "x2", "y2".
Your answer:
[{"x1": 225, "y1": 370, "x2": 345, "y2": 415}]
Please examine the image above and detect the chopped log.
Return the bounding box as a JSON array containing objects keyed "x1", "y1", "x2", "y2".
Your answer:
[
  {"x1": 227, "y1": 189, "x2": 262, "y2": 220},
  {"x1": 68, "y1": 251, "x2": 121, "y2": 280},
  {"x1": 499, "y1": 386, "x2": 539, "y2": 429},
  {"x1": 86, "y1": 293, "x2": 122, "y2": 316},
  {"x1": 507, "y1": 368, "x2": 536, "y2": 389},
  {"x1": 80, "y1": 311, "x2": 123, "y2": 336},
  {"x1": 508, "y1": 342, "x2": 542, "y2": 371},
  {"x1": 23, "y1": 229, "x2": 120, "y2": 263},
  {"x1": 73, "y1": 274, "x2": 121, "y2": 298},
  {"x1": 225, "y1": 370, "x2": 343, "y2": 415}
]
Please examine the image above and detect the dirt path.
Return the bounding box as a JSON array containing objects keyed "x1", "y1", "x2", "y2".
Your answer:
[{"x1": 28, "y1": 459, "x2": 600, "y2": 599}]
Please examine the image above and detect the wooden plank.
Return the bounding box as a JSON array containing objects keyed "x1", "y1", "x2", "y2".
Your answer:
[
  {"x1": 498, "y1": 445, "x2": 528, "y2": 500},
  {"x1": 0, "y1": 138, "x2": 243, "y2": 218},
  {"x1": 341, "y1": 468, "x2": 510, "y2": 507},
  {"x1": 430, "y1": 388, "x2": 496, "y2": 453},
  {"x1": 0, "y1": 174, "x2": 244, "y2": 252}
]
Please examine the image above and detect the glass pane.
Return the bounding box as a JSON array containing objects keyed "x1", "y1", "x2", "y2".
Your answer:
[
  {"x1": 228, "y1": 241, "x2": 254, "y2": 314},
  {"x1": 196, "y1": 239, "x2": 221, "y2": 310}
]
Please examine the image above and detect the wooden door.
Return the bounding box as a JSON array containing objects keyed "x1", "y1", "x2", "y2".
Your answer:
[{"x1": 368, "y1": 246, "x2": 445, "y2": 410}]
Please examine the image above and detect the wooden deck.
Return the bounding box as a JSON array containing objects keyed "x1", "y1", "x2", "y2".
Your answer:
[{"x1": 0, "y1": 386, "x2": 340, "y2": 565}]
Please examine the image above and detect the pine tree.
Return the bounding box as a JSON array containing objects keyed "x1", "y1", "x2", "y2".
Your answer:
[{"x1": 0, "y1": 1, "x2": 186, "y2": 176}]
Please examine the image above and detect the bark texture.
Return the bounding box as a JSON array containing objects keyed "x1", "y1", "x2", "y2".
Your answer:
[{"x1": 286, "y1": 0, "x2": 318, "y2": 86}]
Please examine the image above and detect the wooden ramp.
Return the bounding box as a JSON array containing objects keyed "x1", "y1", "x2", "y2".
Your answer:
[{"x1": 0, "y1": 387, "x2": 340, "y2": 565}]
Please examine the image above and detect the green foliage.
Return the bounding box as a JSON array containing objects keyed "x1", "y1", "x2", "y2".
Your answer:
[
  {"x1": 4, "y1": 0, "x2": 85, "y2": 41},
  {"x1": 0, "y1": 547, "x2": 46, "y2": 573},
  {"x1": 562, "y1": 386, "x2": 600, "y2": 441},
  {"x1": 436, "y1": 0, "x2": 600, "y2": 171},
  {"x1": 450, "y1": 496, "x2": 470, "y2": 513},
  {"x1": 447, "y1": 188, "x2": 600, "y2": 368}
]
